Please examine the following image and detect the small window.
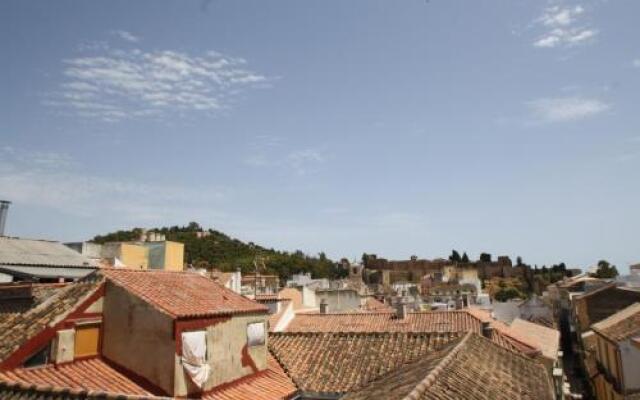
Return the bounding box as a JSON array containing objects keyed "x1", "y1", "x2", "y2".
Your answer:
[
  {"x1": 23, "y1": 342, "x2": 51, "y2": 368},
  {"x1": 75, "y1": 323, "x2": 100, "y2": 358},
  {"x1": 247, "y1": 322, "x2": 265, "y2": 347}
]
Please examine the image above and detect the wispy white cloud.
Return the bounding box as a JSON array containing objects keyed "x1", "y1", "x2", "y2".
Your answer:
[
  {"x1": 532, "y1": 5, "x2": 598, "y2": 48},
  {"x1": 242, "y1": 136, "x2": 326, "y2": 176},
  {"x1": 110, "y1": 30, "x2": 139, "y2": 43},
  {"x1": 633, "y1": 59, "x2": 640, "y2": 68},
  {"x1": 47, "y1": 39, "x2": 271, "y2": 122},
  {"x1": 0, "y1": 147, "x2": 227, "y2": 221},
  {"x1": 526, "y1": 96, "x2": 609, "y2": 122},
  {"x1": 286, "y1": 149, "x2": 325, "y2": 175}
]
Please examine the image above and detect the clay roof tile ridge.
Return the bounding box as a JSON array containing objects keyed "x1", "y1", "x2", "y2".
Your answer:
[{"x1": 402, "y1": 331, "x2": 473, "y2": 400}]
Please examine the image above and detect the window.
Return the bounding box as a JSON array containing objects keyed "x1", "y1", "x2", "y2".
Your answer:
[
  {"x1": 23, "y1": 342, "x2": 51, "y2": 368},
  {"x1": 75, "y1": 323, "x2": 100, "y2": 358},
  {"x1": 247, "y1": 322, "x2": 265, "y2": 346}
]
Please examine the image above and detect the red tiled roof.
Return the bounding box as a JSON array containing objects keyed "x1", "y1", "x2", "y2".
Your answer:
[
  {"x1": 255, "y1": 294, "x2": 280, "y2": 302},
  {"x1": 203, "y1": 354, "x2": 297, "y2": 400},
  {"x1": 0, "y1": 358, "x2": 152, "y2": 397},
  {"x1": 0, "y1": 355, "x2": 295, "y2": 400},
  {"x1": 285, "y1": 311, "x2": 479, "y2": 333},
  {"x1": 284, "y1": 309, "x2": 540, "y2": 357},
  {"x1": 592, "y1": 302, "x2": 640, "y2": 342},
  {"x1": 343, "y1": 333, "x2": 554, "y2": 400},
  {"x1": 269, "y1": 331, "x2": 463, "y2": 395},
  {"x1": 0, "y1": 276, "x2": 104, "y2": 364},
  {"x1": 103, "y1": 269, "x2": 267, "y2": 319}
]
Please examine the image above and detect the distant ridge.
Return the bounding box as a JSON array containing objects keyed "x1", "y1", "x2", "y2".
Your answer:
[{"x1": 92, "y1": 222, "x2": 346, "y2": 281}]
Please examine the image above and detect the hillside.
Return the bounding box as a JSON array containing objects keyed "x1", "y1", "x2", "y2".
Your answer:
[{"x1": 92, "y1": 222, "x2": 346, "y2": 282}]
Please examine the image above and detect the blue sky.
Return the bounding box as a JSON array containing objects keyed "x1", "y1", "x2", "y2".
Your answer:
[{"x1": 1, "y1": 0, "x2": 639, "y2": 271}]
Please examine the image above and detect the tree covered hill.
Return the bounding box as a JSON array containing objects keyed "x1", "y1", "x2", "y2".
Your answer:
[{"x1": 92, "y1": 222, "x2": 347, "y2": 281}]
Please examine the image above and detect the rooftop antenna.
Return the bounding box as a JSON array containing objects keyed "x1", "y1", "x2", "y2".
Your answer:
[{"x1": 253, "y1": 255, "x2": 267, "y2": 297}]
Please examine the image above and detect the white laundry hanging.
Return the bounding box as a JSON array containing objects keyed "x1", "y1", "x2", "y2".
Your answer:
[{"x1": 181, "y1": 331, "x2": 211, "y2": 388}]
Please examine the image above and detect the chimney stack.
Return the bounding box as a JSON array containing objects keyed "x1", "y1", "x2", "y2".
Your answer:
[
  {"x1": 481, "y1": 321, "x2": 493, "y2": 338},
  {"x1": 395, "y1": 303, "x2": 407, "y2": 320},
  {"x1": 0, "y1": 200, "x2": 10, "y2": 236},
  {"x1": 320, "y1": 299, "x2": 328, "y2": 314}
]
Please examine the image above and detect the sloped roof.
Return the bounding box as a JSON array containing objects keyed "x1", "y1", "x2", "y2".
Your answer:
[
  {"x1": 203, "y1": 354, "x2": 297, "y2": 400},
  {"x1": 0, "y1": 355, "x2": 295, "y2": 400},
  {"x1": 284, "y1": 309, "x2": 540, "y2": 356},
  {"x1": 509, "y1": 318, "x2": 560, "y2": 361},
  {"x1": 284, "y1": 311, "x2": 479, "y2": 333},
  {"x1": 103, "y1": 268, "x2": 267, "y2": 319},
  {"x1": 269, "y1": 331, "x2": 463, "y2": 396},
  {"x1": 0, "y1": 265, "x2": 95, "y2": 280},
  {"x1": 592, "y1": 302, "x2": 640, "y2": 342},
  {"x1": 343, "y1": 333, "x2": 554, "y2": 400},
  {"x1": 0, "y1": 274, "x2": 104, "y2": 364},
  {"x1": 0, "y1": 358, "x2": 152, "y2": 397},
  {"x1": 0, "y1": 237, "x2": 94, "y2": 268},
  {"x1": 0, "y1": 283, "x2": 66, "y2": 323}
]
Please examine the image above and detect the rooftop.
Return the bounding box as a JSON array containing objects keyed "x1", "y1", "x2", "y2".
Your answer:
[
  {"x1": 0, "y1": 355, "x2": 296, "y2": 400},
  {"x1": 0, "y1": 237, "x2": 94, "y2": 268},
  {"x1": 203, "y1": 354, "x2": 297, "y2": 400},
  {"x1": 269, "y1": 331, "x2": 462, "y2": 396},
  {"x1": 342, "y1": 333, "x2": 554, "y2": 400},
  {"x1": 0, "y1": 358, "x2": 152, "y2": 397},
  {"x1": 0, "y1": 274, "x2": 103, "y2": 365},
  {"x1": 592, "y1": 302, "x2": 640, "y2": 342},
  {"x1": 284, "y1": 309, "x2": 540, "y2": 356},
  {"x1": 0, "y1": 283, "x2": 67, "y2": 323},
  {"x1": 509, "y1": 318, "x2": 560, "y2": 361},
  {"x1": 102, "y1": 268, "x2": 268, "y2": 319}
]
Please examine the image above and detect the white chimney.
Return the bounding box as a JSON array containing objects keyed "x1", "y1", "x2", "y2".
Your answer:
[
  {"x1": 320, "y1": 299, "x2": 328, "y2": 314},
  {"x1": 0, "y1": 200, "x2": 10, "y2": 236}
]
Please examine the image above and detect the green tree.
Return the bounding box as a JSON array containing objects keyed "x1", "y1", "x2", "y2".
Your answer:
[
  {"x1": 591, "y1": 260, "x2": 619, "y2": 279},
  {"x1": 494, "y1": 287, "x2": 522, "y2": 302},
  {"x1": 479, "y1": 253, "x2": 492, "y2": 263},
  {"x1": 449, "y1": 250, "x2": 461, "y2": 262},
  {"x1": 461, "y1": 252, "x2": 470, "y2": 263}
]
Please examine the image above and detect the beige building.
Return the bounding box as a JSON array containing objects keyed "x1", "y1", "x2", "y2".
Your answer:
[
  {"x1": 591, "y1": 303, "x2": 640, "y2": 400},
  {"x1": 67, "y1": 240, "x2": 185, "y2": 271},
  {"x1": 101, "y1": 242, "x2": 149, "y2": 269}
]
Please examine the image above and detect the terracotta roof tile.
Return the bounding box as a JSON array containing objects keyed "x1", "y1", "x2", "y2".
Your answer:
[
  {"x1": 0, "y1": 284, "x2": 67, "y2": 323},
  {"x1": 255, "y1": 294, "x2": 280, "y2": 301},
  {"x1": 0, "y1": 358, "x2": 151, "y2": 397},
  {"x1": 103, "y1": 268, "x2": 267, "y2": 319},
  {"x1": 203, "y1": 354, "x2": 297, "y2": 400},
  {"x1": 0, "y1": 275, "x2": 103, "y2": 364},
  {"x1": 592, "y1": 302, "x2": 640, "y2": 342},
  {"x1": 509, "y1": 318, "x2": 560, "y2": 361},
  {"x1": 343, "y1": 333, "x2": 554, "y2": 400},
  {"x1": 269, "y1": 331, "x2": 463, "y2": 396},
  {"x1": 283, "y1": 309, "x2": 540, "y2": 356},
  {"x1": 284, "y1": 311, "x2": 479, "y2": 333}
]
